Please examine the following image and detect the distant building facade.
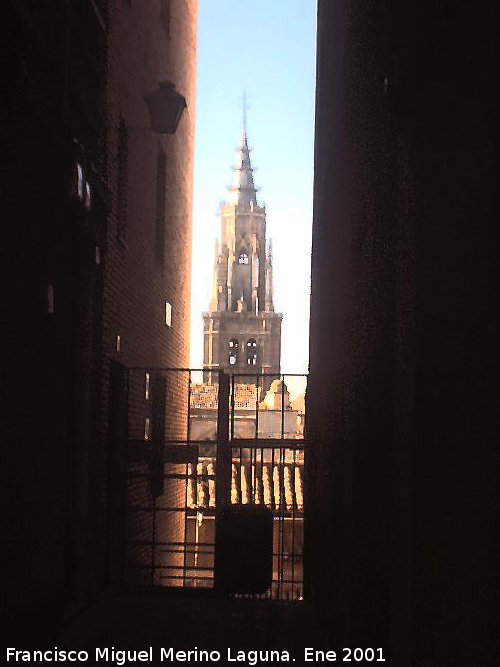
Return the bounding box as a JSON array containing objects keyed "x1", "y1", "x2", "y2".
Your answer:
[
  {"x1": 203, "y1": 128, "x2": 282, "y2": 392},
  {"x1": 189, "y1": 380, "x2": 304, "y2": 442}
]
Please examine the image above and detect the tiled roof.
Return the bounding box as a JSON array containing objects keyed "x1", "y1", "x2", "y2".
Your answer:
[{"x1": 190, "y1": 383, "x2": 259, "y2": 410}]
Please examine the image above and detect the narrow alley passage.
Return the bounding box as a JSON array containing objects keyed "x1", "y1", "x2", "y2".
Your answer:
[{"x1": 51, "y1": 593, "x2": 330, "y2": 659}]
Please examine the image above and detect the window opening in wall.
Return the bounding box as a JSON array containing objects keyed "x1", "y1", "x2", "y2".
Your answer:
[
  {"x1": 229, "y1": 338, "x2": 239, "y2": 365},
  {"x1": 145, "y1": 372, "x2": 150, "y2": 400},
  {"x1": 238, "y1": 252, "x2": 249, "y2": 265},
  {"x1": 246, "y1": 338, "x2": 258, "y2": 365},
  {"x1": 144, "y1": 417, "x2": 151, "y2": 442},
  {"x1": 165, "y1": 301, "x2": 172, "y2": 327}
]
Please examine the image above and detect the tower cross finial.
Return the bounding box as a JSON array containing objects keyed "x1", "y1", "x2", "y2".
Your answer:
[{"x1": 240, "y1": 91, "x2": 251, "y2": 132}]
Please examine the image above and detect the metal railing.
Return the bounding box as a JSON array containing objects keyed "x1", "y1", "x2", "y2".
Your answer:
[{"x1": 112, "y1": 367, "x2": 306, "y2": 600}]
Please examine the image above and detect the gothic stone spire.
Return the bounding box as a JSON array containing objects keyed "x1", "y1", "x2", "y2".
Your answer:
[
  {"x1": 229, "y1": 128, "x2": 258, "y2": 209},
  {"x1": 203, "y1": 121, "x2": 282, "y2": 391}
]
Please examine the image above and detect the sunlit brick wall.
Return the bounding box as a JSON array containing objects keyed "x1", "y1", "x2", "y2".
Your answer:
[{"x1": 102, "y1": 0, "x2": 197, "y2": 588}]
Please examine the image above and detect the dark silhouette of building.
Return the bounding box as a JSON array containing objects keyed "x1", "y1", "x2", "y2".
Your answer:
[
  {"x1": 2, "y1": 0, "x2": 197, "y2": 639},
  {"x1": 307, "y1": 1, "x2": 498, "y2": 664},
  {"x1": 203, "y1": 127, "x2": 282, "y2": 391}
]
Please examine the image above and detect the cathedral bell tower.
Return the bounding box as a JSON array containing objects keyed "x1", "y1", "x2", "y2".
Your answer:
[{"x1": 203, "y1": 125, "x2": 282, "y2": 391}]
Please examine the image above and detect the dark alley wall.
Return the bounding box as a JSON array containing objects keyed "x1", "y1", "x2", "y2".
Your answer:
[
  {"x1": 307, "y1": 1, "x2": 498, "y2": 664},
  {"x1": 2, "y1": 0, "x2": 109, "y2": 638},
  {"x1": 2, "y1": 0, "x2": 197, "y2": 639}
]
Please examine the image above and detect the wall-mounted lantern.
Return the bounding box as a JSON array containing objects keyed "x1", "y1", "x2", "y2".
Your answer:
[{"x1": 144, "y1": 81, "x2": 187, "y2": 134}]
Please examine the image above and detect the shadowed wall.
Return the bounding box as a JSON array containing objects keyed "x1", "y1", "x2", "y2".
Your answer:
[{"x1": 307, "y1": 1, "x2": 498, "y2": 664}]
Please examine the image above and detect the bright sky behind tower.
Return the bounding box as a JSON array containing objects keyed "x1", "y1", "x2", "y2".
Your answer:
[{"x1": 190, "y1": 0, "x2": 317, "y2": 383}]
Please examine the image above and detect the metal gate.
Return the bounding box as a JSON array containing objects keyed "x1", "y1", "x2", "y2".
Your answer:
[{"x1": 109, "y1": 366, "x2": 306, "y2": 600}]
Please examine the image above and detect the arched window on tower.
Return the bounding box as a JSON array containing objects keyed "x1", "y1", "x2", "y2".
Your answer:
[
  {"x1": 238, "y1": 252, "x2": 249, "y2": 265},
  {"x1": 246, "y1": 339, "x2": 258, "y2": 365},
  {"x1": 228, "y1": 338, "x2": 239, "y2": 365}
]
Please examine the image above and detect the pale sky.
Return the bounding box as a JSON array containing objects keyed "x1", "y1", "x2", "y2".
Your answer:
[{"x1": 190, "y1": 0, "x2": 317, "y2": 394}]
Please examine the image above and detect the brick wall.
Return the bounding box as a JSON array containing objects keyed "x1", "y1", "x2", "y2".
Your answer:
[
  {"x1": 101, "y1": 0, "x2": 198, "y2": 590},
  {"x1": 104, "y1": 0, "x2": 196, "y2": 369}
]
